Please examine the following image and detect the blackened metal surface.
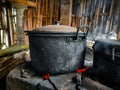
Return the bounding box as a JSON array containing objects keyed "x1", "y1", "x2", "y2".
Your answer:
[
  {"x1": 93, "y1": 39, "x2": 120, "y2": 55},
  {"x1": 27, "y1": 25, "x2": 89, "y2": 75},
  {"x1": 29, "y1": 35, "x2": 86, "y2": 75},
  {"x1": 92, "y1": 39, "x2": 120, "y2": 90}
]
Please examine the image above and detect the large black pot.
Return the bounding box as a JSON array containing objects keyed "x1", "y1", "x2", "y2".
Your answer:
[{"x1": 27, "y1": 25, "x2": 89, "y2": 75}]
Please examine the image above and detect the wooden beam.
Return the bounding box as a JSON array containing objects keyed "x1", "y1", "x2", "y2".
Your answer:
[
  {"x1": 7, "y1": 0, "x2": 36, "y2": 7},
  {"x1": 60, "y1": 0, "x2": 73, "y2": 26},
  {"x1": 0, "y1": 44, "x2": 29, "y2": 57},
  {"x1": 27, "y1": 1, "x2": 36, "y2": 7}
]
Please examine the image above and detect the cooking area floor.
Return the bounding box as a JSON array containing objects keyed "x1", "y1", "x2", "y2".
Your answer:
[{"x1": 6, "y1": 61, "x2": 113, "y2": 90}]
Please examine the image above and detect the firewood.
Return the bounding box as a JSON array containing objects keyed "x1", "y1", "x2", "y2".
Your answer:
[
  {"x1": 0, "y1": 59, "x2": 24, "y2": 78},
  {"x1": 0, "y1": 50, "x2": 29, "y2": 78}
]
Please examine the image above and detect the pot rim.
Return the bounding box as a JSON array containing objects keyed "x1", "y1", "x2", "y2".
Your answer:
[{"x1": 25, "y1": 31, "x2": 87, "y2": 37}]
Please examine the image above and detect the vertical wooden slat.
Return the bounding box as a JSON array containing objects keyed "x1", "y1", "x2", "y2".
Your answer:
[
  {"x1": 23, "y1": 9, "x2": 28, "y2": 30},
  {"x1": 8, "y1": 8, "x2": 14, "y2": 45},
  {"x1": 36, "y1": 0, "x2": 42, "y2": 27},
  {"x1": 28, "y1": 8, "x2": 32, "y2": 30},
  {"x1": 41, "y1": 0, "x2": 45, "y2": 26},
  {"x1": 105, "y1": 0, "x2": 114, "y2": 33},
  {"x1": 6, "y1": 8, "x2": 11, "y2": 46},
  {"x1": 23, "y1": 9, "x2": 28, "y2": 44},
  {"x1": 69, "y1": 0, "x2": 73, "y2": 26},
  {"x1": 79, "y1": 0, "x2": 85, "y2": 26},
  {"x1": 32, "y1": 8, "x2": 36, "y2": 29},
  {"x1": 45, "y1": 0, "x2": 48, "y2": 25},
  {"x1": 60, "y1": 0, "x2": 73, "y2": 26},
  {"x1": 49, "y1": 0, "x2": 54, "y2": 25},
  {"x1": 93, "y1": 0, "x2": 100, "y2": 33},
  {"x1": 53, "y1": 0, "x2": 59, "y2": 23}
]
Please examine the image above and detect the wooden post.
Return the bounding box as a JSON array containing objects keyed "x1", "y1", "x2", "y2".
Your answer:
[
  {"x1": 60, "y1": 0, "x2": 73, "y2": 26},
  {"x1": 28, "y1": 8, "x2": 32, "y2": 30},
  {"x1": 12, "y1": 3, "x2": 27, "y2": 45}
]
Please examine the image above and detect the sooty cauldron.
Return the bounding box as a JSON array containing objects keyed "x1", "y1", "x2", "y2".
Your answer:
[{"x1": 26, "y1": 25, "x2": 89, "y2": 75}]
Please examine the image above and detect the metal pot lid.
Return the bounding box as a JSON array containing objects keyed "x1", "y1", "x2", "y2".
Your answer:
[
  {"x1": 33, "y1": 25, "x2": 78, "y2": 33},
  {"x1": 26, "y1": 25, "x2": 87, "y2": 37}
]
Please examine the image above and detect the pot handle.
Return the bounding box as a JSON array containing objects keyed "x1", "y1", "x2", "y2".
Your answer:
[{"x1": 76, "y1": 25, "x2": 90, "y2": 40}]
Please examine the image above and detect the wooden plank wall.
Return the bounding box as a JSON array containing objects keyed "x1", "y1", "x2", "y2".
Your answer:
[
  {"x1": 23, "y1": 0, "x2": 120, "y2": 34},
  {"x1": 23, "y1": 0, "x2": 60, "y2": 31},
  {"x1": 1, "y1": 0, "x2": 120, "y2": 47}
]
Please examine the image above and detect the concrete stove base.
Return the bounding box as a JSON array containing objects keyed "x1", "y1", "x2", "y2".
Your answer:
[{"x1": 6, "y1": 63, "x2": 113, "y2": 90}]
